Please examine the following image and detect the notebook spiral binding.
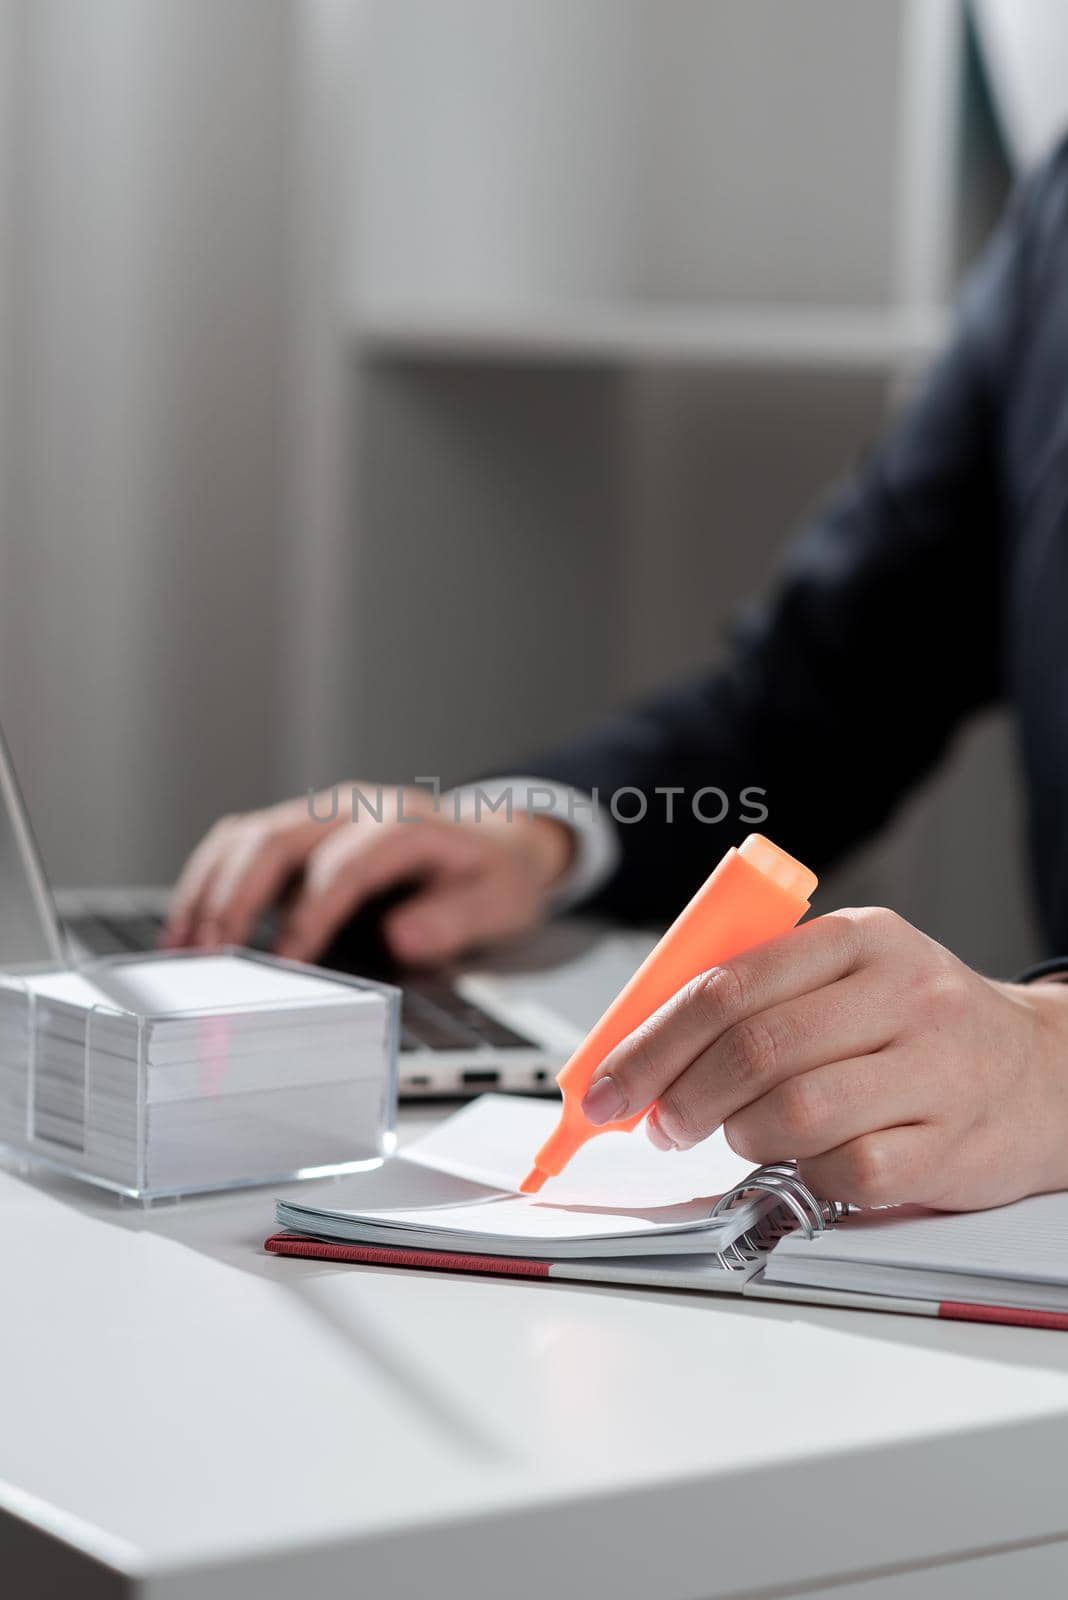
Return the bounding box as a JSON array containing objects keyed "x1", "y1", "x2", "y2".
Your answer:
[{"x1": 710, "y1": 1161, "x2": 852, "y2": 1270}]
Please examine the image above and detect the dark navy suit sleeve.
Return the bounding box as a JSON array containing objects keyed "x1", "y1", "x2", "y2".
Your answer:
[{"x1": 530, "y1": 153, "x2": 1061, "y2": 925}]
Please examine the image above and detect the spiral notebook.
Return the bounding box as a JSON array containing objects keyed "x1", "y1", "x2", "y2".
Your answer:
[
  {"x1": 272, "y1": 1095, "x2": 777, "y2": 1261},
  {"x1": 266, "y1": 1096, "x2": 1068, "y2": 1332}
]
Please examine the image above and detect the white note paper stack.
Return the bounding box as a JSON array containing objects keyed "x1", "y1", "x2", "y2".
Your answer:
[{"x1": 0, "y1": 951, "x2": 398, "y2": 1198}]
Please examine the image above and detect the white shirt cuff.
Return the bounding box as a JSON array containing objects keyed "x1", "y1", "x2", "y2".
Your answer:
[{"x1": 446, "y1": 776, "x2": 621, "y2": 910}]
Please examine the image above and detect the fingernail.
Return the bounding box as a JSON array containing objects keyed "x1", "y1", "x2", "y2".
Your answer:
[
  {"x1": 646, "y1": 1110, "x2": 676, "y2": 1152},
  {"x1": 582, "y1": 1074, "x2": 625, "y2": 1125}
]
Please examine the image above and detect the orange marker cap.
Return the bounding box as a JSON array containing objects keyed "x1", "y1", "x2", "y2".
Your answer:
[{"x1": 519, "y1": 833, "x2": 817, "y2": 1193}]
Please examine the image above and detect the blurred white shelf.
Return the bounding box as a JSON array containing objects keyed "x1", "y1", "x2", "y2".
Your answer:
[{"x1": 354, "y1": 302, "x2": 949, "y2": 370}]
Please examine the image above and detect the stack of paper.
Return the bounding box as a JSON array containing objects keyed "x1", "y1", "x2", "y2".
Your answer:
[
  {"x1": 761, "y1": 1195, "x2": 1068, "y2": 1313},
  {"x1": 0, "y1": 953, "x2": 395, "y2": 1196},
  {"x1": 276, "y1": 1094, "x2": 771, "y2": 1259}
]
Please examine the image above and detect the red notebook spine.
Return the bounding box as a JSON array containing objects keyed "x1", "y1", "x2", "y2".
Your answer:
[
  {"x1": 264, "y1": 1236, "x2": 1068, "y2": 1332},
  {"x1": 939, "y1": 1300, "x2": 1068, "y2": 1333},
  {"x1": 264, "y1": 1231, "x2": 550, "y2": 1279}
]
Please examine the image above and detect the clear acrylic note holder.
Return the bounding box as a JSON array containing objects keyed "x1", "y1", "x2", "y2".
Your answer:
[
  {"x1": 0, "y1": 970, "x2": 35, "y2": 1161},
  {"x1": 0, "y1": 949, "x2": 400, "y2": 1202}
]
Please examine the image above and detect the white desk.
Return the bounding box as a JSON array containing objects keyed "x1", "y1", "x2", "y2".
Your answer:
[{"x1": 4, "y1": 925, "x2": 1068, "y2": 1599}]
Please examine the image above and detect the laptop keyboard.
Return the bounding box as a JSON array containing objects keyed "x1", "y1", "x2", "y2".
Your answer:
[
  {"x1": 66, "y1": 913, "x2": 539, "y2": 1054},
  {"x1": 66, "y1": 912, "x2": 165, "y2": 955},
  {"x1": 398, "y1": 979, "x2": 536, "y2": 1052}
]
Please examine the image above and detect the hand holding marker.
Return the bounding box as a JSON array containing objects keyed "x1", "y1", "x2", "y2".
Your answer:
[{"x1": 520, "y1": 835, "x2": 818, "y2": 1193}]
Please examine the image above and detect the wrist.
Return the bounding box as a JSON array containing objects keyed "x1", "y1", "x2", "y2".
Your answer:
[
  {"x1": 516, "y1": 813, "x2": 575, "y2": 891},
  {"x1": 447, "y1": 776, "x2": 616, "y2": 908}
]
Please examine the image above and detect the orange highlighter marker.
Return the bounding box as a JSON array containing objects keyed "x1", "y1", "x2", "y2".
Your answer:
[{"x1": 519, "y1": 833, "x2": 818, "y2": 1193}]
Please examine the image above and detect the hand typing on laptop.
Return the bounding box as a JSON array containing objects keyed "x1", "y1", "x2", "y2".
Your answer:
[{"x1": 163, "y1": 782, "x2": 573, "y2": 966}]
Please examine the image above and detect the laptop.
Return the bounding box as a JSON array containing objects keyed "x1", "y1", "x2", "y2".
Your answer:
[{"x1": 0, "y1": 722, "x2": 583, "y2": 1098}]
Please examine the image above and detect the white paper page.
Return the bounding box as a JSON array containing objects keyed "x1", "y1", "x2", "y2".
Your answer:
[
  {"x1": 403, "y1": 1094, "x2": 758, "y2": 1208},
  {"x1": 771, "y1": 1191, "x2": 1068, "y2": 1287},
  {"x1": 316, "y1": 1192, "x2": 725, "y2": 1242},
  {"x1": 24, "y1": 956, "x2": 368, "y2": 1016}
]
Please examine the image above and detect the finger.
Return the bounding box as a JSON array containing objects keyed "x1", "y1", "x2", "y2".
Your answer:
[
  {"x1": 583, "y1": 911, "x2": 871, "y2": 1127},
  {"x1": 651, "y1": 968, "x2": 905, "y2": 1149},
  {"x1": 194, "y1": 827, "x2": 304, "y2": 949},
  {"x1": 275, "y1": 822, "x2": 480, "y2": 963},
  {"x1": 384, "y1": 876, "x2": 518, "y2": 965},
  {"x1": 722, "y1": 1048, "x2": 933, "y2": 1164},
  {"x1": 164, "y1": 825, "x2": 233, "y2": 946},
  {"x1": 799, "y1": 1124, "x2": 942, "y2": 1209}
]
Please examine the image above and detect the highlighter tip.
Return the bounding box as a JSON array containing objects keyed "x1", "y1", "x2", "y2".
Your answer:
[{"x1": 519, "y1": 1166, "x2": 548, "y2": 1194}]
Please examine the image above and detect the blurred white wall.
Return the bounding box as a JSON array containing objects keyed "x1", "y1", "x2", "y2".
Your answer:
[
  {"x1": 357, "y1": 0, "x2": 639, "y2": 308},
  {"x1": 0, "y1": 0, "x2": 293, "y2": 883},
  {"x1": 357, "y1": 0, "x2": 915, "y2": 312}
]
